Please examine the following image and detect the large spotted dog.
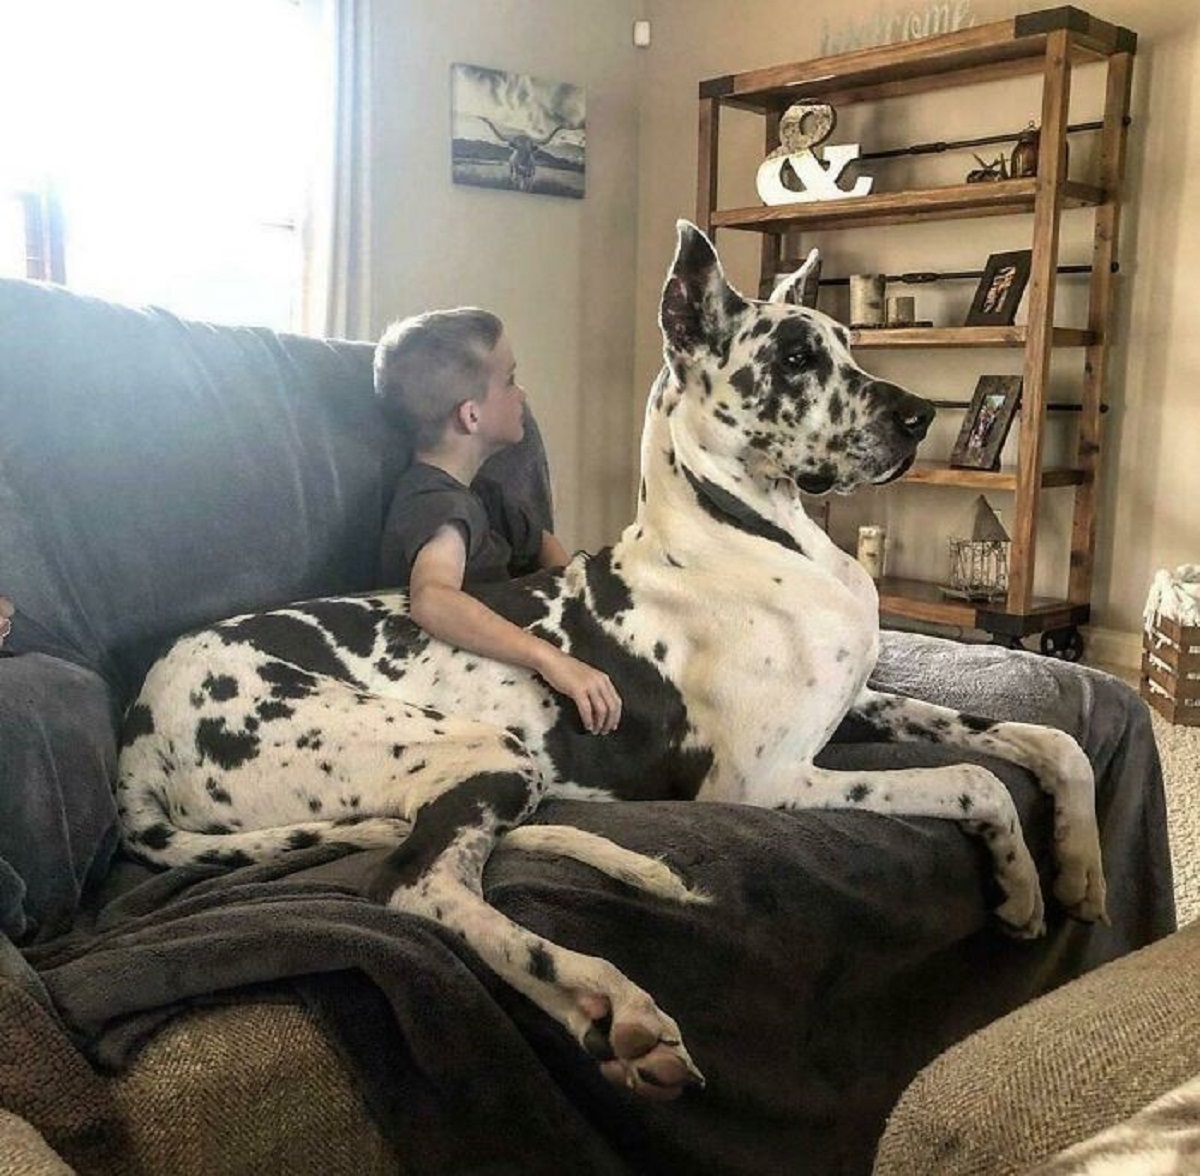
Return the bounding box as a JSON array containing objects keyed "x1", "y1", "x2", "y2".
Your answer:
[{"x1": 118, "y1": 222, "x2": 1106, "y2": 1100}]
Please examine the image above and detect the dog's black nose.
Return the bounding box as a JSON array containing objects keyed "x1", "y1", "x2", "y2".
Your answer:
[{"x1": 875, "y1": 383, "x2": 936, "y2": 439}]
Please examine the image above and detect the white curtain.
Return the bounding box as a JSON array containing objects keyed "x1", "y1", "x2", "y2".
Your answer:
[{"x1": 299, "y1": 0, "x2": 373, "y2": 339}]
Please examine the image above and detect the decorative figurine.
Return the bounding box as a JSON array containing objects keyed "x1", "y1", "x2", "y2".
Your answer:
[
  {"x1": 966, "y1": 153, "x2": 1009, "y2": 183},
  {"x1": 756, "y1": 102, "x2": 874, "y2": 204},
  {"x1": 1010, "y1": 122, "x2": 1041, "y2": 177}
]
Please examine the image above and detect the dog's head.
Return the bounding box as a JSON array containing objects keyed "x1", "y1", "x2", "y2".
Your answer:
[{"x1": 658, "y1": 221, "x2": 934, "y2": 495}]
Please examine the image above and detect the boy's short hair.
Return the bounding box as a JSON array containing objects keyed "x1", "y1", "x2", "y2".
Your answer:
[{"x1": 374, "y1": 308, "x2": 504, "y2": 449}]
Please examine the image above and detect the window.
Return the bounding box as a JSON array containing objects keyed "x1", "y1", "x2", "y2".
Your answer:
[{"x1": 0, "y1": 0, "x2": 323, "y2": 330}]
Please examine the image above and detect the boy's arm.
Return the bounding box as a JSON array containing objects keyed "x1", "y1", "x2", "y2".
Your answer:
[
  {"x1": 538, "y1": 530, "x2": 571, "y2": 569},
  {"x1": 409, "y1": 526, "x2": 621, "y2": 735}
]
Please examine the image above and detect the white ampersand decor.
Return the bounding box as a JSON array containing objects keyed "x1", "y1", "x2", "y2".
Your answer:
[{"x1": 756, "y1": 102, "x2": 874, "y2": 205}]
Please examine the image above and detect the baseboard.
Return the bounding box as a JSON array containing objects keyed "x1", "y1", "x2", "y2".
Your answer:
[{"x1": 1083, "y1": 625, "x2": 1143, "y2": 675}]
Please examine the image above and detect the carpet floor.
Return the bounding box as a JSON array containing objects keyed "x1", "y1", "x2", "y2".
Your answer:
[{"x1": 1149, "y1": 707, "x2": 1200, "y2": 928}]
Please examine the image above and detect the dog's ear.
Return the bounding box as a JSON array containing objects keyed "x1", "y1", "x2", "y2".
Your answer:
[
  {"x1": 660, "y1": 221, "x2": 748, "y2": 356},
  {"x1": 767, "y1": 248, "x2": 821, "y2": 305}
]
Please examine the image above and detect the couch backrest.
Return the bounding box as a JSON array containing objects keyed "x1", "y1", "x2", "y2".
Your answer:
[{"x1": 0, "y1": 280, "x2": 553, "y2": 700}]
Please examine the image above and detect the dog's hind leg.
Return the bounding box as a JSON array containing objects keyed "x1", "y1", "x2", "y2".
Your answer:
[
  {"x1": 502, "y1": 825, "x2": 711, "y2": 905},
  {"x1": 370, "y1": 773, "x2": 706, "y2": 1100},
  {"x1": 756, "y1": 760, "x2": 1046, "y2": 937},
  {"x1": 834, "y1": 687, "x2": 1106, "y2": 922}
]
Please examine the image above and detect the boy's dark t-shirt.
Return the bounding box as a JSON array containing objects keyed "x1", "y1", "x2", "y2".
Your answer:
[{"x1": 380, "y1": 462, "x2": 543, "y2": 587}]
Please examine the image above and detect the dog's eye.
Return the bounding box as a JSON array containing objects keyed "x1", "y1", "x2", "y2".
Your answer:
[{"x1": 782, "y1": 348, "x2": 810, "y2": 369}]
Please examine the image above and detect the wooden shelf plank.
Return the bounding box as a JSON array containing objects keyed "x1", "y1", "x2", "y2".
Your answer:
[
  {"x1": 898, "y1": 463, "x2": 1084, "y2": 489},
  {"x1": 876, "y1": 575, "x2": 1089, "y2": 634},
  {"x1": 709, "y1": 180, "x2": 1104, "y2": 233},
  {"x1": 849, "y1": 326, "x2": 1097, "y2": 348},
  {"x1": 700, "y1": 11, "x2": 1135, "y2": 112}
]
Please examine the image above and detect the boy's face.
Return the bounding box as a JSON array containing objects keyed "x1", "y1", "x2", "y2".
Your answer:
[{"x1": 473, "y1": 332, "x2": 526, "y2": 448}]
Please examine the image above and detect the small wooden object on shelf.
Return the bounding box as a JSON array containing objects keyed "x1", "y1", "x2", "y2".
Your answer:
[{"x1": 696, "y1": 6, "x2": 1136, "y2": 649}]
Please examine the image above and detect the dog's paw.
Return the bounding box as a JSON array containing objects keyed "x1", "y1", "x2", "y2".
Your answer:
[
  {"x1": 996, "y1": 878, "x2": 1046, "y2": 939},
  {"x1": 1054, "y1": 853, "x2": 1109, "y2": 924},
  {"x1": 578, "y1": 992, "x2": 705, "y2": 1101}
]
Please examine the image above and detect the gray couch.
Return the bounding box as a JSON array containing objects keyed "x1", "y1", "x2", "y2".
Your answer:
[{"x1": 0, "y1": 278, "x2": 1177, "y2": 1175}]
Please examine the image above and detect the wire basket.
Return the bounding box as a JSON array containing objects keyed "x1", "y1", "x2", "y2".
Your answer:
[{"x1": 945, "y1": 539, "x2": 1009, "y2": 602}]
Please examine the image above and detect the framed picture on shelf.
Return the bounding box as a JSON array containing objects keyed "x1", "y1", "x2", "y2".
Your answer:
[
  {"x1": 964, "y1": 250, "x2": 1032, "y2": 326},
  {"x1": 949, "y1": 375, "x2": 1022, "y2": 470}
]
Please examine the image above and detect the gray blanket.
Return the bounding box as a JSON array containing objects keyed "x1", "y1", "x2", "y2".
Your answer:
[{"x1": 23, "y1": 635, "x2": 1175, "y2": 1175}]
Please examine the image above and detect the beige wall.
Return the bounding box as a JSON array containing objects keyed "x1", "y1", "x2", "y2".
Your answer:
[
  {"x1": 633, "y1": 0, "x2": 1200, "y2": 651},
  {"x1": 367, "y1": 0, "x2": 640, "y2": 552}
]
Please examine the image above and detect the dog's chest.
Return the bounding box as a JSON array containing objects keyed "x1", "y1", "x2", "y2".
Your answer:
[{"x1": 620, "y1": 541, "x2": 878, "y2": 787}]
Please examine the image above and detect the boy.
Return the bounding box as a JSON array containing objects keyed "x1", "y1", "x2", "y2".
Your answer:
[{"x1": 375, "y1": 308, "x2": 621, "y2": 736}]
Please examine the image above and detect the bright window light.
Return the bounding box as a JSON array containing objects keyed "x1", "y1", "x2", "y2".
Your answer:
[{"x1": 0, "y1": 0, "x2": 322, "y2": 329}]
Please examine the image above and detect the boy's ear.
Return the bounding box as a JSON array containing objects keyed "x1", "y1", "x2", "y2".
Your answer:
[{"x1": 455, "y1": 400, "x2": 481, "y2": 433}]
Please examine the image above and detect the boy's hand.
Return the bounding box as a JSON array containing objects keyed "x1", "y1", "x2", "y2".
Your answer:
[{"x1": 541, "y1": 650, "x2": 622, "y2": 735}]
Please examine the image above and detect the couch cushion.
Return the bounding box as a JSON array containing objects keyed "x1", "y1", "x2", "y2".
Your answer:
[
  {"x1": 872, "y1": 920, "x2": 1200, "y2": 1175},
  {"x1": 0, "y1": 653, "x2": 119, "y2": 942},
  {"x1": 107, "y1": 1001, "x2": 398, "y2": 1176},
  {"x1": 0, "y1": 279, "x2": 384, "y2": 696}
]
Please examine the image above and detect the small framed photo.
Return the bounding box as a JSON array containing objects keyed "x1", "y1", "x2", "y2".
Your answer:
[
  {"x1": 949, "y1": 376, "x2": 1022, "y2": 470},
  {"x1": 965, "y1": 250, "x2": 1032, "y2": 326}
]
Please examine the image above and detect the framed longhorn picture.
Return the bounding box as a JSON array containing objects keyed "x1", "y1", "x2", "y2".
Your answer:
[{"x1": 451, "y1": 64, "x2": 586, "y2": 199}]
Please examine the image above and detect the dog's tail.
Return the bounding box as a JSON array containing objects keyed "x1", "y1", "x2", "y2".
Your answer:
[
  {"x1": 117, "y1": 777, "x2": 410, "y2": 870},
  {"x1": 502, "y1": 825, "x2": 710, "y2": 905}
]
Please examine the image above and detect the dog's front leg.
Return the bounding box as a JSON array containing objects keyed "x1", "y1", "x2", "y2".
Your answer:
[
  {"x1": 833, "y1": 688, "x2": 1106, "y2": 923},
  {"x1": 760, "y1": 761, "x2": 1046, "y2": 937}
]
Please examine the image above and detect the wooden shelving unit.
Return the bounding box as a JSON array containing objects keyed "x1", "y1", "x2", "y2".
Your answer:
[{"x1": 696, "y1": 6, "x2": 1136, "y2": 649}]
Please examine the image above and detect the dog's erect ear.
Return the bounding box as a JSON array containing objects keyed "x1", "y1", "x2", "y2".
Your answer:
[
  {"x1": 660, "y1": 221, "x2": 748, "y2": 356},
  {"x1": 767, "y1": 248, "x2": 821, "y2": 305}
]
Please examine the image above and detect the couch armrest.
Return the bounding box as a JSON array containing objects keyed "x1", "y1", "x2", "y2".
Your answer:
[
  {"x1": 873, "y1": 921, "x2": 1200, "y2": 1175},
  {"x1": 0, "y1": 1109, "x2": 74, "y2": 1175},
  {"x1": 0, "y1": 654, "x2": 120, "y2": 942}
]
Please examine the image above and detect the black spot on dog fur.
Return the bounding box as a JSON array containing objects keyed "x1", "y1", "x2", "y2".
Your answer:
[
  {"x1": 960, "y1": 713, "x2": 997, "y2": 733},
  {"x1": 257, "y1": 699, "x2": 295, "y2": 723},
  {"x1": 369, "y1": 771, "x2": 535, "y2": 897},
  {"x1": 465, "y1": 568, "x2": 557, "y2": 630},
  {"x1": 292, "y1": 598, "x2": 381, "y2": 659},
  {"x1": 959, "y1": 793, "x2": 974, "y2": 813},
  {"x1": 202, "y1": 673, "x2": 239, "y2": 702},
  {"x1": 258, "y1": 660, "x2": 320, "y2": 701},
  {"x1": 654, "y1": 641, "x2": 667, "y2": 662},
  {"x1": 122, "y1": 702, "x2": 155, "y2": 742},
  {"x1": 221, "y1": 613, "x2": 363, "y2": 687},
  {"x1": 308, "y1": 797, "x2": 323, "y2": 813},
  {"x1": 527, "y1": 943, "x2": 557, "y2": 982},
  {"x1": 724, "y1": 364, "x2": 753, "y2": 400},
  {"x1": 540, "y1": 593, "x2": 713, "y2": 801},
  {"x1": 195, "y1": 718, "x2": 260, "y2": 770},
  {"x1": 206, "y1": 778, "x2": 233, "y2": 805},
  {"x1": 586, "y1": 548, "x2": 634, "y2": 622},
  {"x1": 196, "y1": 848, "x2": 254, "y2": 869},
  {"x1": 287, "y1": 828, "x2": 322, "y2": 851},
  {"x1": 847, "y1": 782, "x2": 872, "y2": 803},
  {"x1": 139, "y1": 823, "x2": 175, "y2": 850}
]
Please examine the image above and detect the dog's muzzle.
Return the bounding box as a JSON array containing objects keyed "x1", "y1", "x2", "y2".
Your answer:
[
  {"x1": 875, "y1": 382, "x2": 936, "y2": 441},
  {"x1": 867, "y1": 382, "x2": 936, "y2": 485}
]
